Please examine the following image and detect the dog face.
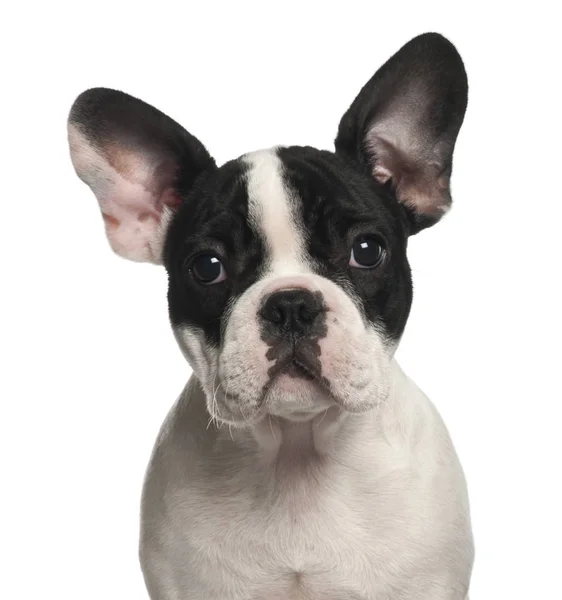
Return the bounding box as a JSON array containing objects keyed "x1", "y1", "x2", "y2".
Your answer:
[
  {"x1": 68, "y1": 33, "x2": 467, "y2": 426},
  {"x1": 164, "y1": 147, "x2": 413, "y2": 425}
]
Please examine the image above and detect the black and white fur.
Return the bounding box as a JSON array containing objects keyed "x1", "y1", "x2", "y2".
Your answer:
[{"x1": 68, "y1": 33, "x2": 473, "y2": 600}]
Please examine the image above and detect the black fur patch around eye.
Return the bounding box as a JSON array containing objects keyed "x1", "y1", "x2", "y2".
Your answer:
[
  {"x1": 277, "y1": 146, "x2": 413, "y2": 342},
  {"x1": 164, "y1": 159, "x2": 266, "y2": 346}
]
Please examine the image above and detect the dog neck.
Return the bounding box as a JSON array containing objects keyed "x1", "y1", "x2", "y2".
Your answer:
[
  {"x1": 180, "y1": 360, "x2": 410, "y2": 467},
  {"x1": 248, "y1": 406, "x2": 355, "y2": 462}
]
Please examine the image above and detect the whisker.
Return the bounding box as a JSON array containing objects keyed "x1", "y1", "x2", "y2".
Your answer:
[
  {"x1": 210, "y1": 373, "x2": 225, "y2": 430},
  {"x1": 223, "y1": 378, "x2": 237, "y2": 441},
  {"x1": 313, "y1": 408, "x2": 329, "y2": 429},
  {"x1": 268, "y1": 414, "x2": 277, "y2": 442}
]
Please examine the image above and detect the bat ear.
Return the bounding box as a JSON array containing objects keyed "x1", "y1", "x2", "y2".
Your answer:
[
  {"x1": 68, "y1": 88, "x2": 215, "y2": 263},
  {"x1": 335, "y1": 33, "x2": 468, "y2": 234}
]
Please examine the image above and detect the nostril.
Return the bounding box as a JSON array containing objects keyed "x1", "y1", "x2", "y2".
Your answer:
[
  {"x1": 299, "y1": 304, "x2": 320, "y2": 323},
  {"x1": 261, "y1": 299, "x2": 286, "y2": 325},
  {"x1": 260, "y1": 289, "x2": 324, "y2": 336}
]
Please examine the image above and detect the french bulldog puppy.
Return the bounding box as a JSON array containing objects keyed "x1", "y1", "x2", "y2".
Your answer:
[{"x1": 68, "y1": 32, "x2": 473, "y2": 600}]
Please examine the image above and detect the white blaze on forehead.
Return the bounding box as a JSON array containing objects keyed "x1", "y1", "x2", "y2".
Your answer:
[{"x1": 244, "y1": 149, "x2": 309, "y2": 274}]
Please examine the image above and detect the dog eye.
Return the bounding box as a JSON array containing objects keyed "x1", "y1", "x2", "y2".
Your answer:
[
  {"x1": 191, "y1": 254, "x2": 227, "y2": 284},
  {"x1": 349, "y1": 236, "x2": 385, "y2": 269}
]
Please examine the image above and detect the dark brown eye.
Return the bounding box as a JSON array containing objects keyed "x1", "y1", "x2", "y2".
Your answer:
[
  {"x1": 349, "y1": 236, "x2": 385, "y2": 268},
  {"x1": 191, "y1": 254, "x2": 227, "y2": 284}
]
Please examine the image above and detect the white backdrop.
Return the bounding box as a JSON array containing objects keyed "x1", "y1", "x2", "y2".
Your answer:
[{"x1": 2, "y1": 2, "x2": 560, "y2": 598}]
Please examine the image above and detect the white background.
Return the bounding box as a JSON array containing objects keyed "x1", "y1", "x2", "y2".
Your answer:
[{"x1": 2, "y1": 2, "x2": 561, "y2": 598}]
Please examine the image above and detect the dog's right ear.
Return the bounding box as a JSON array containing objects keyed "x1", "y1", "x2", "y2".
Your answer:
[{"x1": 68, "y1": 88, "x2": 215, "y2": 264}]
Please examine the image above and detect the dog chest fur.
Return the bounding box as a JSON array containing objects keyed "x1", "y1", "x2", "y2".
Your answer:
[{"x1": 139, "y1": 368, "x2": 472, "y2": 600}]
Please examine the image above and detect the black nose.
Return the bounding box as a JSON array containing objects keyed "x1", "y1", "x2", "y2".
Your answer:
[{"x1": 260, "y1": 289, "x2": 324, "y2": 337}]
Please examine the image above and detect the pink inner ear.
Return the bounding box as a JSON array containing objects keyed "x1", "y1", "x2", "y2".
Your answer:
[
  {"x1": 366, "y1": 129, "x2": 452, "y2": 217},
  {"x1": 99, "y1": 176, "x2": 179, "y2": 263},
  {"x1": 69, "y1": 124, "x2": 180, "y2": 264},
  {"x1": 373, "y1": 164, "x2": 392, "y2": 185},
  {"x1": 160, "y1": 187, "x2": 183, "y2": 212}
]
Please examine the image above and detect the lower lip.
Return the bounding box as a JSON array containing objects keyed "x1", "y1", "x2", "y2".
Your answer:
[
  {"x1": 272, "y1": 408, "x2": 327, "y2": 422},
  {"x1": 273, "y1": 373, "x2": 316, "y2": 392}
]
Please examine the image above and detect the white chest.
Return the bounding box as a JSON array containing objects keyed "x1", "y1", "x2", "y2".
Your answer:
[
  {"x1": 181, "y1": 455, "x2": 400, "y2": 600},
  {"x1": 142, "y1": 388, "x2": 473, "y2": 600}
]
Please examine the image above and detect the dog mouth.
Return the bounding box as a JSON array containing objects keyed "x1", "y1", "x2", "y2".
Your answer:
[
  {"x1": 265, "y1": 340, "x2": 328, "y2": 388},
  {"x1": 273, "y1": 356, "x2": 318, "y2": 381}
]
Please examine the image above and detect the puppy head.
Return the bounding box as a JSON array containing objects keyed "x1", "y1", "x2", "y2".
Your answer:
[{"x1": 68, "y1": 33, "x2": 467, "y2": 427}]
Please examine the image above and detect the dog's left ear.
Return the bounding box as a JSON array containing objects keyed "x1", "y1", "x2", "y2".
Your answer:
[{"x1": 335, "y1": 33, "x2": 468, "y2": 233}]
